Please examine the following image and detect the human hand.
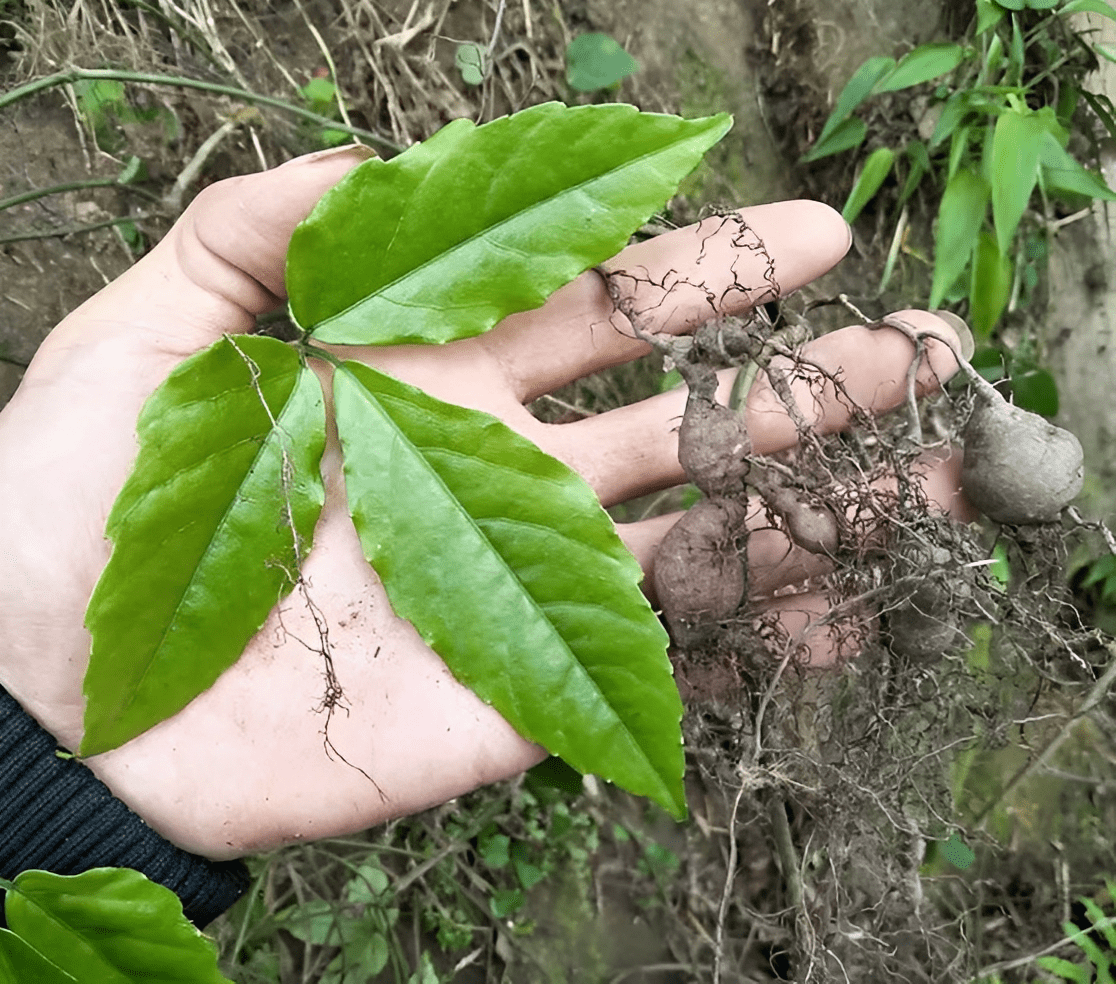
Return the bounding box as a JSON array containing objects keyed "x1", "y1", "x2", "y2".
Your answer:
[{"x1": 0, "y1": 146, "x2": 970, "y2": 859}]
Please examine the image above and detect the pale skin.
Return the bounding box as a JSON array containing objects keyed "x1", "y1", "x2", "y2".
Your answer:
[{"x1": 0, "y1": 145, "x2": 973, "y2": 860}]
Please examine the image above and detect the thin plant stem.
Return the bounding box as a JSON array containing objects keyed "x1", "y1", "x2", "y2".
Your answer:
[
  {"x1": 0, "y1": 177, "x2": 159, "y2": 212},
  {"x1": 0, "y1": 68, "x2": 403, "y2": 154},
  {"x1": 0, "y1": 215, "x2": 149, "y2": 245}
]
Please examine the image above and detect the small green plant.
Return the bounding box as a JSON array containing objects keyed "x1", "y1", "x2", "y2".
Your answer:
[
  {"x1": 218, "y1": 768, "x2": 604, "y2": 980},
  {"x1": 299, "y1": 75, "x2": 350, "y2": 148},
  {"x1": 78, "y1": 103, "x2": 734, "y2": 819},
  {"x1": 804, "y1": 0, "x2": 1116, "y2": 343},
  {"x1": 73, "y1": 77, "x2": 179, "y2": 153},
  {"x1": 1035, "y1": 879, "x2": 1116, "y2": 982},
  {"x1": 454, "y1": 42, "x2": 487, "y2": 86},
  {"x1": 565, "y1": 32, "x2": 639, "y2": 93}
]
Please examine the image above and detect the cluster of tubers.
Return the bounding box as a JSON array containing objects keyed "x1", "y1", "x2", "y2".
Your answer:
[{"x1": 652, "y1": 310, "x2": 1086, "y2": 663}]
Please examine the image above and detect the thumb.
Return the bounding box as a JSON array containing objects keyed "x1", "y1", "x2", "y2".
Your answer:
[
  {"x1": 175, "y1": 144, "x2": 378, "y2": 317},
  {"x1": 34, "y1": 144, "x2": 377, "y2": 363}
]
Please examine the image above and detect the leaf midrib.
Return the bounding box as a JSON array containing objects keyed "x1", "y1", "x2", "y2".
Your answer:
[
  {"x1": 310, "y1": 124, "x2": 710, "y2": 335},
  {"x1": 342, "y1": 366, "x2": 673, "y2": 796}
]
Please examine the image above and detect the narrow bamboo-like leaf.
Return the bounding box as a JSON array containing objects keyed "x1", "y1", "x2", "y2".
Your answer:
[
  {"x1": 1062, "y1": 0, "x2": 1116, "y2": 20},
  {"x1": 899, "y1": 140, "x2": 930, "y2": 204},
  {"x1": 4, "y1": 869, "x2": 232, "y2": 984},
  {"x1": 808, "y1": 56, "x2": 895, "y2": 153},
  {"x1": 1036, "y1": 956, "x2": 1091, "y2": 984},
  {"x1": 81, "y1": 335, "x2": 326, "y2": 756},
  {"x1": 1007, "y1": 15, "x2": 1025, "y2": 86},
  {"x1": 333, "y1": 362, "x2": 684, "y2": 818},
  {"x1": 1040, "y1": 131, "x2": 1116, "y2": 201},
  {"x1": 991, "y1": 109, "x2": 1047, "y2": 253},
  {"x1": 0, "y1": 930, "x2": 77, "y2": 984},
  {"x1": 842, "y1": 147, "x2": 895, "y2": 223},
  {"x1": 1082, "y1": 90, "x2": 1116, "y2": 139},
  {"x1": 289, "y1": 103, "x2": 730, "y2": 346},
  {"x1": 969, "y1": 230, "x2": 1013, "y2": 338},
  {"x1": 930, "y1": 168, "x2": 989, "y2": 308},
  {"x1": 976, "y1": 0, "x2": 1005, "y2": 34},
  {"x1": 947, "y1": 124, "x2": 972, "y2": 183},
  {"x1": 801, "y1": 117, "x2": 868, "y2": 163},
  {"x1": 874, "y1": 43, "x2": 969, "y2": 93}
]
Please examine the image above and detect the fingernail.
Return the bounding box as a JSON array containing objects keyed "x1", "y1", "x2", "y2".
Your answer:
[
  {"x1": 930, "y1": 310, "x2": 975, "y2": 361},
  {"x1": 280, "y1": 143, "x2": 378, "y2": 168},
  {"x1": 844, "y1": 218, "x2": 854, "y2": 253}
]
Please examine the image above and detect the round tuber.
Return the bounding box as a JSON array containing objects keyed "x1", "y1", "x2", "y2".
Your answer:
[
  {"x1": 654, "y1": 496, "x2": 749, "y2": 645},
  {"x1": 960, "y1": 380, "x2": 1084, "y2": 525}
]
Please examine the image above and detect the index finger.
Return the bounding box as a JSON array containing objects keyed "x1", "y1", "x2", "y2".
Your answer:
[{"x1": 479, "y1": 201, "x2": 852, "y2": 403}]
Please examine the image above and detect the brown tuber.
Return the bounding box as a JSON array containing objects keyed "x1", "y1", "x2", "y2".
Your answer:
[
  {"x1": 654, "y1": 497, "x2": 749, "y2": 646},
  {"x1": 960, "y1": 375, "x2": 1084, "y2": 525}
]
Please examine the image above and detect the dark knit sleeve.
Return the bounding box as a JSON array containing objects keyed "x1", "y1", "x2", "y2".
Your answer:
[{"x1": 0, "y1": 683, "x2": 249, "y2": 929}]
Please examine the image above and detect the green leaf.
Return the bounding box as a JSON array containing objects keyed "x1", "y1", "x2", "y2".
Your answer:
[
  {"x1": 480, "y1": 832, "x2": 511, "y2": 870},
  {"x1": 81, "y1": 335, "x2": 326, "y2": 756},
  {"x1": 1007, "y1": 15, "x2": 1025, "y2": 85},
  {"x1": 566, "y1": 32, "x2": 639, "y2": 92},
  {"x1": 940, "y1": 833, "x2": 975, "y2": 870},
  {"x1": 406, "y1": 952, "x2": 440, "y2": 984},
  {"x1": 899, "y1": 140, "x2": 930, "y2": 204},
  {"x1": 455, "y1": 43, "x2": 486, "y2": 86},
  {"x1": 930, "y1": 168, "x2": 989, "y2": 308},
  {"x1": 1036, "y1": 956, "x2": 1091, "y2": 983},
  {"x1": 801, "y1": 116, "x2": 868, "y2": 163},
  {"x1": 976, "y1": 0, "x2": 1006, "y2": 32},
  {"x1": 1010, "y1": 361, "x2": 1059, "y2": 416},
  {"x1": 1062, "y1": 0, "x2": 1116, "y2": 21},
  {"x1": 842, "y1": 147, "x2": 895, "y2": 223},
  {"x1": 290, "y1": 104, "x2": 729, "y2": 346},
  {"x1": 809, "y1": 55, "x2": 896, "y2": 151},
  {"x1": 1040, "y1": 131, "x2": 1116, "y2": 201},
  {"x1": 969, "y1": 230, "x2": 1013, "y2": 338},
  {"x1": 1027, "y1": 0, "x2": 1061, "y2": 8},
  {"x1": 874, "y1": 43, "x2": 969, "y2": 93},
  {"x1": 280, "y1": 900, "x2": 342, "y2": 945},
  {"x1": 0, "y1": 929, "x2": 78, "y2": 984},
  {"x1": 300, "y1": 76, "x2": 337, "y2": 105},
  {"x1": 930, "y1": 90, "x2": 978, "y2": 149},
  {"x1": 3, "y1": 869, "x2": 232, "y2": 984},
  {"x1": 1082, "y1": 90, "x2": 1116, "y2": 139},
  {"x1": 1082, "y1": 896, "x2": 1116, "y2": 949},
  {"x1": 333, "y1": 362, "x2": 685, "y2": 818},
  {"x1": 990, "y1": 109, "x2": 1046, "y2": 254},
  {"x1": 489, "y1": 889, "x2": 524, "y2": 918}
]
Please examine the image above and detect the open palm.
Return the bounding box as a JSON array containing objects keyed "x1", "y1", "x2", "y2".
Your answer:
[{"x1": 0, "y1": 147, "x2": 968, "y2": 859}]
